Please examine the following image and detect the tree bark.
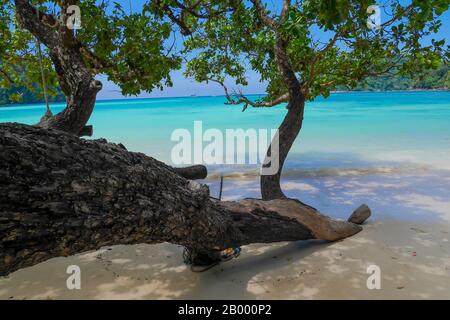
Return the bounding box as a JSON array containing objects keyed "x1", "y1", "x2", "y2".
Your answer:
[
  {"x1": 0, "y1": 123, "x2": 370, "y2": 276},
  {"x1": 261, "y1": 33, "x2": 305, "y2": 200},
  {"x1": 36, "y1": 44, "x2": 102, "y2": 137},
  {"x1": 173, "y1": 165, "x2": 208, "y2": 180},
  {"x1": 261, "y1": 91, "x2": 305, "y2": 200},
  {"x1": 15, "y1": 0, "x2": 101, "y2": 137}
]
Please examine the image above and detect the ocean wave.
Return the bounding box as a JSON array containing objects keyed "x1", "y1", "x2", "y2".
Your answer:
[{"x1": 207, "y1": 165, "x2": 431, "y2": 180}]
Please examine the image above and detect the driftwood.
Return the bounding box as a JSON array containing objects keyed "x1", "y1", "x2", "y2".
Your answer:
[{"x1": 0, "y1": 123, "x2": 370, "y2": 276}]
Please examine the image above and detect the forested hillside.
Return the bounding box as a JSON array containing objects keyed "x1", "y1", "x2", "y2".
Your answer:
[
  {"x1": 0, "y1": 84, "x2": 65, "y2": 105},
  {"x1": 337, "y1": 64, "x2": 449, "y2": 91}
]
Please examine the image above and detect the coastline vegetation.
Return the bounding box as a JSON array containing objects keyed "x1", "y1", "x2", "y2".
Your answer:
[
  {"x1": 0, "y1": 83, "x2": 65, "y2": 105},
  {"x1": 338, "y1": 63, "x2": 449, "y2": 91}
]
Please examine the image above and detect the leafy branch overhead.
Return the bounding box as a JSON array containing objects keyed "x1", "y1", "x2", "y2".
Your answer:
[
  {"x1": 178, "y1": 0, "x2": 449, "y2": 106},
  {"x1": 1, "y1": 0, "x2": 181, "y2": 102},
  {"x1": 2, "y1": 1, "x2": 448, "y2": 105}
]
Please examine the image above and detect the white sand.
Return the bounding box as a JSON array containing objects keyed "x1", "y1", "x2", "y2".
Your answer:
[{"x1": 1, "y1": 220, "x2": 450, "y2": 300}]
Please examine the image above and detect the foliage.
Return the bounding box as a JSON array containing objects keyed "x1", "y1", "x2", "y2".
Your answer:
[
  {"x1": 180, "y1": 0, "x2": 449, "y2": 104},
  {"x1": 0, "y1": 0, "x2": 181, "y2": 103},
  {"x1": 0, "y1": 0, "x2": 61, "y2": 103},
  {"x1": 1, "y1": 1, "x2": 449, "y2": 106}
]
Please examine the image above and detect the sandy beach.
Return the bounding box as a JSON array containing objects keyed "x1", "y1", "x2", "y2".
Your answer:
[{"x1": 1, "y1": 219, "x2": 449, "y2": 300}]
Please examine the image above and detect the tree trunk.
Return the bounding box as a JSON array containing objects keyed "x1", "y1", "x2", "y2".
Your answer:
[
  {"x1": 13, "y1": 1, "x2": 206, "y2": 177},
  {"x1": 0, "y1": 123, "x2": 370, "y2": 276},
  {"x1": 36, "y1": 44, "x2": 102, "y2": 137},
  {"x1": 15, "y1": 0, "x2": 101, "y2": 137},
  {"x1": 261, "y1": 91, "x2": 305, "y2": 200},
  {"x1": 260, "y1": 31, "x2": 306, "y2": 201}
]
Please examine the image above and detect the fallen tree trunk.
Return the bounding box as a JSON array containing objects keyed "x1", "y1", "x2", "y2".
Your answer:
[{"x1": 0, "y1": 123, "x2": 369, "y2": 276}]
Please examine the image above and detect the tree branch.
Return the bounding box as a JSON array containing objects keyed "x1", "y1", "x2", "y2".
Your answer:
[
  {"x1": 280, "y1": 0, "x2": 291, "y2": 23},
  {"x1": 0, "y1": 68, "x2": 15, "y2": 84},
  {"x1": 56, "y1": 0, "x2": 80, "y2": 46},
  {"x1": 274, "y1": 35, "x2": 301, "y2": 92},
  {"x1": 0, "y1": 123, "x2": 370, "y2": 276},
  {"x1": 250, "y1": 0, "x2": 276, "y2": 29},
  {"x1": 14, "y1": 0, "x2": 59, "y2": 48},
  {"x1": 379, "y1": 5, "x2": 414, "y2": 29},
  {"x1": 207, "y1": 78, "x2": 289, "y2": 111},
  {"x1": 172, "y1": 165, "x2": 208, "y2": 180},
  {"x1": 154, "y1": 0, "x2": 232, "y2": 36},
  {"x1": 159, "y1": 2, "x2": 194, "y2": 36},
  {"x1": 305, "y1": 30, "x2": 342, "y2": 91}
]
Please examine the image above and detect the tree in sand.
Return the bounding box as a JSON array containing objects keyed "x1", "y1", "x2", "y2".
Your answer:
[{"x1": 163, "y1": 0, "x2": 449, "y2": 200}]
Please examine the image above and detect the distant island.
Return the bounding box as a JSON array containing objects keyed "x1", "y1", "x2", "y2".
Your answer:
[
  {"x1": 336, "y1": 64, "x2": 449, "y2": 92},
  {"x1": 0, "y1": 84, "x2": 65, "y2": 106}
]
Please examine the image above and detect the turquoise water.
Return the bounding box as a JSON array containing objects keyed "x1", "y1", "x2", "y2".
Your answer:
[
  {"x1": 2, "y1": 91, "x2": 450, "y2": 221},
  {"x1": 2, "y1": 91, "x2": 450, "y2": 168}
]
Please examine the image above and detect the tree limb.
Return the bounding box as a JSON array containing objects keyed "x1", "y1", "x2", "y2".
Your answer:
[
  {"x1": 207, "y1": 78, "x2": 289, "y2": 111},
  {"x1": 14, "y1": 0, "x2": 59, "y2": 48},
  {"x1": 250, "y1": 0, "x2": 276, "y2": 29},
  {"x1": 280, "y1": 0, "x2": 291, "y2": 23},
  {"x1": 0, "y1": 68, "x2": 15, "y2": 84},
  {"x1": 172, "y1": 165, "x2": 208, "y2": 180},
  {"x1": 0, "y1": 123, "x2": 370, "y2": 276}
]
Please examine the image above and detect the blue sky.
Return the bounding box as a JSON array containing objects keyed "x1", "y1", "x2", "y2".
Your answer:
[{"x1": 95, "y1": 1, "x2": 450, "y2": 100}]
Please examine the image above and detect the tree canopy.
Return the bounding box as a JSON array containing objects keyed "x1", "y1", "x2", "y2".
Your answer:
[
  {"x1": 0, "y1": 0, "x2": 60, "y2": 102},
  {"x1": 178, "y1": 0, "x2": 449, "y2": 107},
  {"x1": 0, "y1": 0, "x2": 181, "y2": 104},
  {"x1": 2, "y1": 1, "x2": 448, "y2": 105}
]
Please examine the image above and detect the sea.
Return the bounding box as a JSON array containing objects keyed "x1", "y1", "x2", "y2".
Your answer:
[{"x1": 2, "y1": 91, "x2": 450, "y2": 221}]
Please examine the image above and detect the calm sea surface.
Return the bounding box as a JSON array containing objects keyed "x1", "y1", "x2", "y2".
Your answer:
[{"x1": 2, "y1": 91, "x2": 450, "y2": 221}]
